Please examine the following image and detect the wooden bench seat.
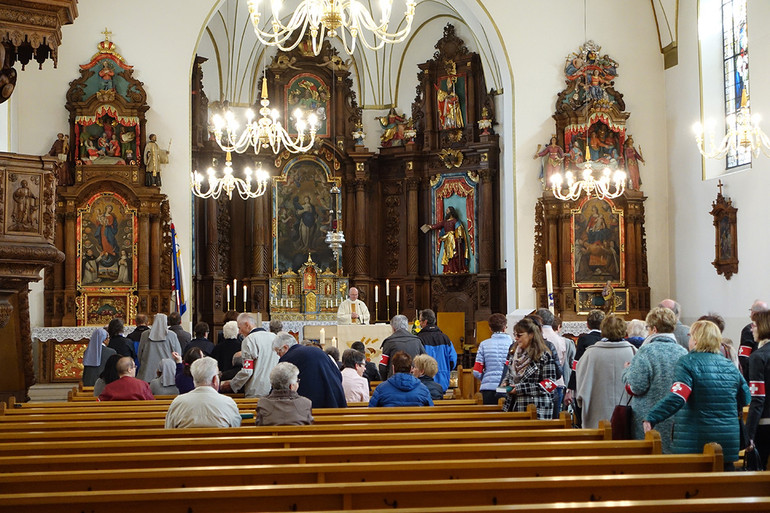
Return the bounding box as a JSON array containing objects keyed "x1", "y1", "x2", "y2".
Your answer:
[
  {"x1": 1, "y1": 471, "x2": 767, "y2": 512},
  {"x1": 0, "y1": 413, "x2": 570, "y2": 432},
  {"x1": 0, "y1": 445, "x2": 721, "y2": 494}
]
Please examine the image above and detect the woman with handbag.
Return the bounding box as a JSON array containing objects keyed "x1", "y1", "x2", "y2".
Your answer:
[
  {"x1": 622, "y1": 307, "x2": 688, "y2": 453},
  {"x1": 746, "y1": 310, "x2": 770, "y2": 469},
  {"x1": 500, "y1": 317, "x2": 559, "y2": 420},
  {"x1": 576, "y1": 315, "x2": 637, "y2": 429},
  {"x1": 643, "y1": 320, "x2": 750, "y2": 470}
]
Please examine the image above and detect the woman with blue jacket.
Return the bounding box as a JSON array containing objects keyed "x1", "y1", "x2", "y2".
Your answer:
[
  {"x1": 369, "y1": 351, "x2": 433, "y2": 407},
  {"x1": 473, "y1": 313, "x2": 512, "y2": 404},
  {"x1": 644, "y1": 320, "x2": 751, "y2": 469}
]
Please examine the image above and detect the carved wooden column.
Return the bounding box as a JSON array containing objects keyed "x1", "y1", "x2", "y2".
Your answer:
[
  {"x1": 205, "y1": 197, "x2": 219, "y2": 274},
  {"x1": 353, "y1": 174, "x2": 369, "y2": 278},
  {"x1": 251, "y1": 191, "x2": 271, "y2": 314},
  {"x1": 150, "y1": 214, "x2": 161, "y2": 290},
  {"x1": 406, "y1": 172, "x2": 420, "y2": 276},
  {"x1": 478, "y1": 169, "x2": 495, "y2": 274},
  {"x1": 137, "y1": 213, "x2": 150, "y2": 290},
  {"x1": 62, "y1": 211, "x2": 77, "y2": 325}
]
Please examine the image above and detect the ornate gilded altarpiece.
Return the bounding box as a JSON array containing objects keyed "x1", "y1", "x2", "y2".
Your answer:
[
  {"x1": 191, "y1": 27, "x2": 501, "y2": 351},
  {"x1": 43, "y1": 35, "x2": 172, "y2": 381},
  {"x1": 533, "y1": 41, "x2": 650, "y2": 321}
]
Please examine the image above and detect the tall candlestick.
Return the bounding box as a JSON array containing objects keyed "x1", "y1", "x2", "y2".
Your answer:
[
  {"x1": 243, "y1": 285, "x2": 247, "y2": 311},
  {"x1": 545, "y1": 260, "x2": 555, "y2": 314},
  {"x1": 374, "y1": 285, "x2": 379, "y2": 303},
  {"x1": 386, "y1": 279, "x2": 390, "y2": 295},
  {"x1": 233, "y1": 279, "x2": 238, "y2": 302},
  {"x1": 396, "y1": 285, "x2": 400, "y2": 302},
  {"x1": 226, "y1": 284, "x2": 230, "y2": 311},
  {"x1": 320, "y1": 328, "x2": 325, "y2": 347}
]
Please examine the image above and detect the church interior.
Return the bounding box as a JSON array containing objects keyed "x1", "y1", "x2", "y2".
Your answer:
[{"x1": 0, "y1": 0, "x2": 770, "y2": 508}]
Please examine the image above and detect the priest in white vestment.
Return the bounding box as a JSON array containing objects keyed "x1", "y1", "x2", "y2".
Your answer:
[{"x1": 337, "y1": 287, "x2": 370, "y2": 325}]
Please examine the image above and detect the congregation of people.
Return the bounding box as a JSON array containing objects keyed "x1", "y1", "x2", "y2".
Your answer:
[{"x1": 79, "y1": 295, "x2": 770, "y2": 471}]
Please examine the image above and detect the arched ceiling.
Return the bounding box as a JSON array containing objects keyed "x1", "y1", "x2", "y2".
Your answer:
[{"x1": 196, "y1": 0, "x2": 506, "y2": 111}]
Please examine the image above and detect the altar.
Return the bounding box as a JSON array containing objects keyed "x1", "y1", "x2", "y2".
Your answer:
[{"x1": 304, "y1": 324, "x2": 393, "y2": 360}]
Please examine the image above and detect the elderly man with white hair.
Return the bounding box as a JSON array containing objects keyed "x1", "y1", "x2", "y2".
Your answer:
[
  {"x1": 220, "y1": 313, "x2": 278, "y2": 397},
  {"x1": 165, "y1": 356, "x2": 241, "y2": 428},
  {"x1": 337, "y1": 286, "x2": 370, "y2": 324},
  {"x1": 379, "y1": 315, "x2": 425, "y2": 380}
]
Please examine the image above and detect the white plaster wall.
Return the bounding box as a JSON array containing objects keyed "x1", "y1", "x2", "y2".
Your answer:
[{"x1": 666, "y1": 0, "x2": 770, "y2": 339}]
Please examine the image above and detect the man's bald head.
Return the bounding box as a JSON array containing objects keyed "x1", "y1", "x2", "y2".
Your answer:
[
  {"x1": 116, "y1": 357, "x2": 136, "y2": 377},
  {"x1": 349, "y1": 287, "x2": 359, "y2": 301},
  {"x1": 658, "y1": 299, "x2": 680, "y2": 319}
]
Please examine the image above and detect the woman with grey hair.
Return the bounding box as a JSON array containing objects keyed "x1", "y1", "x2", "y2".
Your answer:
[
  {"x1": 255, "y1": 362, "x2": 314, "y2": 425},
  {"x1": 149, "y1": 358, "x2": 179, "y2": 396},
  {"x1": 212, "y1": 320, "x2": 240, "y2": 374}
]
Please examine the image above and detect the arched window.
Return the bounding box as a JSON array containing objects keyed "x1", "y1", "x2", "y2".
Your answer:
[{"x1": 721, "y1": 0, "x2": 749, "y2": 168}]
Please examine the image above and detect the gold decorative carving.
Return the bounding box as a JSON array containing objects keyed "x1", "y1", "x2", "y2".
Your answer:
[
  {"x1": 54, "y1": 342, "x2": 86, "y2": 380},
  {"x1": 438, "y1": 149, "x2": 464, "y2": 169}
]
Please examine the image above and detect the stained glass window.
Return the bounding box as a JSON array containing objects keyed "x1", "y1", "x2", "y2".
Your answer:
[{"x1": 722, "y1": 0, "x2": 749, "y2": 168}]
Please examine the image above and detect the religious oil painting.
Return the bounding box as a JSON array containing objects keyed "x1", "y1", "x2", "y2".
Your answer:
[
  {"x1": 426, "y1": 173, "x2": 478, "y2": 275},
  {"x1": 77, "y1": 192, "x2": 138, "y2": 290},
  {"x1": 285, "y1": 73, "x2": 329, "y2": 137},
  {"x1": 77, "y1": 292, "x2": 137, "y2": 326},
  {"x1": 571, "y1": 197, "x2": 624, "y2": 287},
  {"x1": 273, "y1": 157, "x2": 336, "y2": 273}
]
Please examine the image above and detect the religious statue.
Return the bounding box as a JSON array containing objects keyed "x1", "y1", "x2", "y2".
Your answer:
[
  {"x1": 601, "y1": 280, "x2": 616, "y2": 313},
  {"x1": 436, "y1": 61, "x2": 464, "y2": 130},
  {"x1": 478, "y1": 106, "x2": 492, "y2": 136},
  {"x1": 99, "y1": 60, "x2": 115, "y2": 90},
  {"x1": 622, "y1": 136, "x2": 645, "y2": 190},
  {"x1": 144, "y1": 133, "x2": 169, "y2": 186},
  {"x1": 10, "y1": 179, "x2": 37, "y2": 230},
  {"x1": 534, "y1": 136, "x2": 565, "y2": 187},
  {"x1": 421, "y1": 206, "x2": 469, "y2": 274},
  {"x1": 48, "y1": 132, "x2": 72, "y2": 185},
  {"x1": 352, "y1": 120, "x2": 365, "y2": 146},
  {"x1": 376, "y1": 108, "x2": 407, "y2": 147}
]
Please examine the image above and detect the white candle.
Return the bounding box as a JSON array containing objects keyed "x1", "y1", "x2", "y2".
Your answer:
[
  {"x1": 226, "y1": 284, "x2": 230, "y2": 302},
  {"x1": 396, "y1": 285, "x2": 400, "y2": 302},
  {"x1": 545, "y1": 260, "x2": 555, "y2": 314},
  {"x1": 243, "y1": 285, "x2": 247, "y2": 311},
  {"x1": 320, "y1": 328, "x2": 325, "y2": 347},
  {"x1": 386, "y1": 279, "x2": 390, "y2": 295},
  {"x1": 375, "y1": 285, "x2": 379, "y2": 303},
  {"x1": 233, "y1": 279, "x2": 238, "y2": 301},
  {"x1": 331, "y1": 336, "x2": 337, "y2": 347}
]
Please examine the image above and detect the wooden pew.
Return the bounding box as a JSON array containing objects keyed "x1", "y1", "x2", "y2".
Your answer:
[
  {"x1": 0, "y1": 471, "x2": 767, "y2": 512},
  {"x1": 0, "y1": 413, "x2": 572, "y2": 432},
  {"x1": 0, "y1": 424, "x2": 642, "y2": 460},
  {"x1": 0, "y1": 444, "x2": 722, "y2": 494}
]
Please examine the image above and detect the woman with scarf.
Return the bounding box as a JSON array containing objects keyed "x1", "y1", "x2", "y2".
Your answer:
[
  {"x1": 136, "y1": 313, "x2": 182, "y2": 382},
  {"x1": 501, "y1": 317, "x2": 559, "y2": 419},
  {"x1": 82, "y1": 327, "x2": 115, "y2": 387},
  {"x1": 149, "y1": 358, "x2": 179, "y2": 396}
]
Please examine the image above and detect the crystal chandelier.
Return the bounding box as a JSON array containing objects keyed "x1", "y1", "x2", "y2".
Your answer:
[
  {"x1": 191, "y1": 151, "x2": 270, "y2": 200},
  {"x1": 693, "y1": 99, "x2": 770, "y2": 159},
  {"x1": 246, "y1": 0, "x2": 418, "y2": 55},
  {"x1": 551, "y1": 160, "x2": 626, "y2": 201},
  {"x1": 211, "y1": 77, "x2": 318, "y2": 155}
]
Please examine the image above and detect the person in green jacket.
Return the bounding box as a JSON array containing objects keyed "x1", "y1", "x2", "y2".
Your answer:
[{"x1": 644, "y1": 320, "x2": 751, "y2": 469}]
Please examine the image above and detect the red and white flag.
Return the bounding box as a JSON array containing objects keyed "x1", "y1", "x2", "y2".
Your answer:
[
  {"x1": 242, "y1": 359, "x2": 254, "y2": 370},
  {"x1": 380, "y1": 353, "x2": 390, "y2": 366},
  {"x1": 571, "y1": 360, "x2": 578, "y2": 371},
  {"x1": 749, "y1": 381, "x2": 766, "y2": 397},
  {"x1": 473, "y1": 361, "x2": 484, "y2": 373},
  {"x1": 539, "y1": 379, "x2": 557, "y2": 393},
  {"x1": 670, "y1": 381, "x2": 692, "y2": 401},
  {"x1": 739, "y1": 346, "x2": 753, "y2": 357}
]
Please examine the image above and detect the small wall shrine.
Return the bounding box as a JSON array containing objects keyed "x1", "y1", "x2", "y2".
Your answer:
[
  {"x1": 533, "y1": 41, "x2": 650, "y2": 321},
  {"x1": 45, "y1": 33, "x2": 172, "y2": 327}
]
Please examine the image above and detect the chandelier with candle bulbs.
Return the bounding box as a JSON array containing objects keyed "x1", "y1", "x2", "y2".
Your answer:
[
  {"x1": 211, "y1": 77, "x2": 318, "y2": 155},
  {"x1": 693, "y1": 95, "x2": 770, "y2": 160},
  {"x1": 246, "y1": 0, "x2": 417, "y2": 55},
  {"x1": 191, "y1": 151, "x2": 270, "y2": 200},
  {"x1": 551, "y1": 153, "x2": 626, "y2": 201}
]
